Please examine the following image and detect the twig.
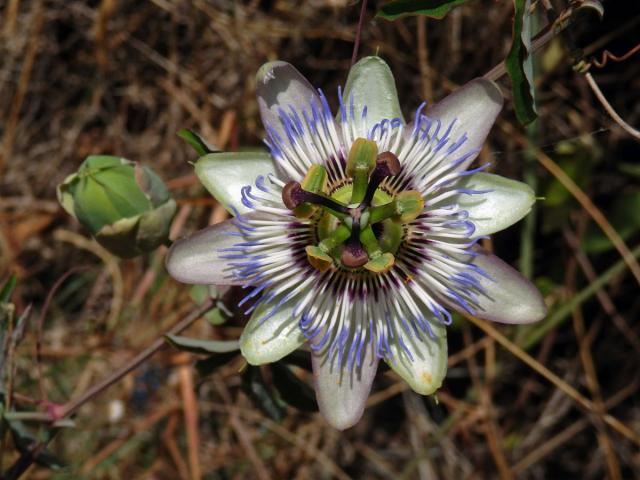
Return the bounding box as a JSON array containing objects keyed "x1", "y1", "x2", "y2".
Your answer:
[
  {"x1": 350, "y1": 0, "x2": 368, "y2": 67},
  {"x1": 178, "y1": 359, "x2": 202, "y2": 480},
  {"x1": 500, "y1": 122, "x2": 640, "y2": 289},
  {"x1": 161, "y1": 412, "x2": 191, "y2": 480},
  {"x1": 464, "y1": 314, "x2": 640, "y2": 447},
  {"x1": 582, "y1": 16, "x2": 640, "y2": 58},
  {"x1": 584, "y1": 72, "x2": 640, "y2": 141},
  {"x1": 53, "y1": 229, "x2": 124, "y2": 330},
  {"x1": 228, "y1": 414, "x2": 272, "y2": 480},
  {"x1": 484, "y1": 19, "x2": 559, "y2": 81},
  {"x1": 462, "y1": 326, "x2": 513, "y2": 480},
  {"x1": 521, "y1": 242, "x2": 640, "y2": 350},
  {"x1": 79, "y1": 403, "x2": 180, "y2": 475},
  {"x1": 207, "y1": 403, "x2": 352, "y2": 480},
  {"x1": 512, "y1": 379, "x2": 638, "y2": 474},
  {"x1": 60, "y1": 298, "x2": 214, "y2": 418},
  {"x1": 0, "y1": 1, "x2": 44, "y2": 175},
  {"x1": 564, "y1": 227, "x2": 640, "y2": 354},
  {"x1": 3, "y1": 300, "x2": 215, "y2": 480},
  {"x1": 35, "y1": 267, "x2": 91, "y2": 404},
  {"x1": 416, "y1": 16, "x2": 432, "y2": 101},
  {"x1": 564, "y1": 225, "x2": 621, "y2": 480}
]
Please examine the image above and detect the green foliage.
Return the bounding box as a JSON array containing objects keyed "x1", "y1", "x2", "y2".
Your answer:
[
  {"x1": 164, "y1": 334, "x2": 239, "y2": 355},
  {"x1": 506, "y1": 0, "x2": 537, "y2": 124},
  {"x1": 0, "y1": 275, "x2": 17, "y2": 305},
  {"x1": 7, "y1": 419, "x2": 66, "y2": 471},
  {"x1": 177, "y1": 129, "x2": 219, "y2": 157},
  {"x1": 582, "y1": 192, "x2": 640, "y2": 253},
  {"x1": 189, "y1": 285, "x2": 230, "y2": 325},
  {"x1": 376, "y1": 0, "x2": 473, "y2": 20},
  {"x1": 540, "y1": 141, "x2": 598, "y2": 235},
  {"x1": 0, "y1": 276, "x2": 17, "y2": 359}
]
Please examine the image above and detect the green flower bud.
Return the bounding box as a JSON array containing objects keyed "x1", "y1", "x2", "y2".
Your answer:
[{"x1": 57, "y1": 155, "x2": 177, "y2": 258}]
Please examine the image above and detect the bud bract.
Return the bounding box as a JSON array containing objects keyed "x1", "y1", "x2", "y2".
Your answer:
[{"x1": 57, "y1": 155, "x2": 177, "y2": 258}]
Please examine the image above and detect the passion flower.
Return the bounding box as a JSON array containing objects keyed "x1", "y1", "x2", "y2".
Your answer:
[{"x1": 167, "y1": 57, "x2": 546, "y2": 429}]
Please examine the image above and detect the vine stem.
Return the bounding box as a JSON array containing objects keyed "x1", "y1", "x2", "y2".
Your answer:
[
  {"x1": 60, "y1": 298, "x2": 215, "y2": 418},
  {"x1": 484, "y1": 21, "x2": 558, "y2": 81},
  {"x1": 351, "y1": 0, "x2": 369, "y2": 67},
  {"x1": 584, "y1": 71, "x2": 640, "y2": 141},
  {"x1": 2, "y1": 299, "x2": 216, "y2": 480}
]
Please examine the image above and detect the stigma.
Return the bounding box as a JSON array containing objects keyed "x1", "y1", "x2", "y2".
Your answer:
[{"x1": 281, "y1": 138, "x2": 423, "y2": 274}]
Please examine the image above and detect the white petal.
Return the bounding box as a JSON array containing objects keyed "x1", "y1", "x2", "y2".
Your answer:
[
  {"x1": 386, "y1": 323, "x2": 447, "y2": 395},
  {"x1": 455, "y1": 173, "x2": 535, "y2": 237},
  {"x1": 256, "y1": 61, "x2": 319, "y2": 143},
  {"x1": 195, "y1": 152, "x2": 276, "y2": 215},
  {"x1": 166, "y1": 219, "x2": 242, "y2": 285},
  {"x1": 240, "y1": 299, "x2": 305, "y2": 365},
  {"x1": 312, "y1": 344, "x2": 378, "y2": 430},
  {"x1": 426, "y1": 78, "x2": 503, "y2": 170},
  {"x1": 465, "y1": 251, "x2": 547, "y2": 324},
  {"x1": 343, "y1": 56, "x2": 404, "y2": 131}
]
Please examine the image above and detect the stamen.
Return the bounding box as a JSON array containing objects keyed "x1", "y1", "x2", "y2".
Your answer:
[
  {"x1": 281, "y1": 181, "x2": 349, "y2": 216},
  {"x1": 346, "y1": 138, "x2": 377, "y2": 204},
  {"x1": 341, "y1": 218, "x2": 368, "y2": 268},
  {"x1": 360, "y1": 151, "x2": 401, "y2": 207}
]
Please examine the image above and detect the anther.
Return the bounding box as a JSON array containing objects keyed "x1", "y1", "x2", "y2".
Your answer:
[
  {"x1": 341, "y1": 242, "x2": 369, "y2": 268},
  {"x1": 374, "y1": 151, "x2": 401, "y2": 178},
  {"x1": 282, "y1": 181, "x2": 305, "y2": 210},
  {"x1": 281, "y1": 181, "x2": 349, "y2": 215}
]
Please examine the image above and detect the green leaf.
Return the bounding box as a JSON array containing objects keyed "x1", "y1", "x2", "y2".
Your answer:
[
  {"x1": 177, "y1": 129, "x2": 219, "y2": 156},
  {"x1": 188, "y1": 285, "x2": 230, "y2": 326},
  {"x1": 376, "y1": 0, "x2": 473, "y2": 20},
  {"x1": 164, "y1": 334, "x2": 239, "y2": 355},
  {"x1": 0, "y1": 274, "x2": 17, "y2": 304},
  {"x1": 271, "y1": 363, "x2": 317, "y2": 412},
  {"x1": 8, "y1": 418, "x2": 66, "y2": 470},
  {"x1": 582, "y1": 192, "x2": 640, "y2": 253},
  {"x1": 618, "y1": 162, "x2": 640, "y2": 179},
  {"x1": 241, "y1": 366, "x2": 284, "y2": 421},
  {"x1": 188, "y1": 284, "x2": 209, "y2": 305},
  {"x1": 506, "y1": 0, "x2": 537, "y2": 124}
]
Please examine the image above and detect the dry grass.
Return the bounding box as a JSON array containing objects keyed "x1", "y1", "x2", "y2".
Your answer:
[{"x1": 1, "y1": 1, "x2": 640, "y2": 479}]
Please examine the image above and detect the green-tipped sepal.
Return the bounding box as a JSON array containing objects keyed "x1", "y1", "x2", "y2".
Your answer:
[{"x1": 57, "y1": 155, "x2": 177, "y2": 258}]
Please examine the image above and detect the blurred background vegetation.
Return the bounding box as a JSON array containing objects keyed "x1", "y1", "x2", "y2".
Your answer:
[{"x1": 1, "y1": 0, "x2": 639, "y2": 478}]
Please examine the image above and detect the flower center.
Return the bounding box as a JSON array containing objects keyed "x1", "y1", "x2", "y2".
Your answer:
[{"x1": 281, "y1": 138, "x2": 424, "y2": 274}]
